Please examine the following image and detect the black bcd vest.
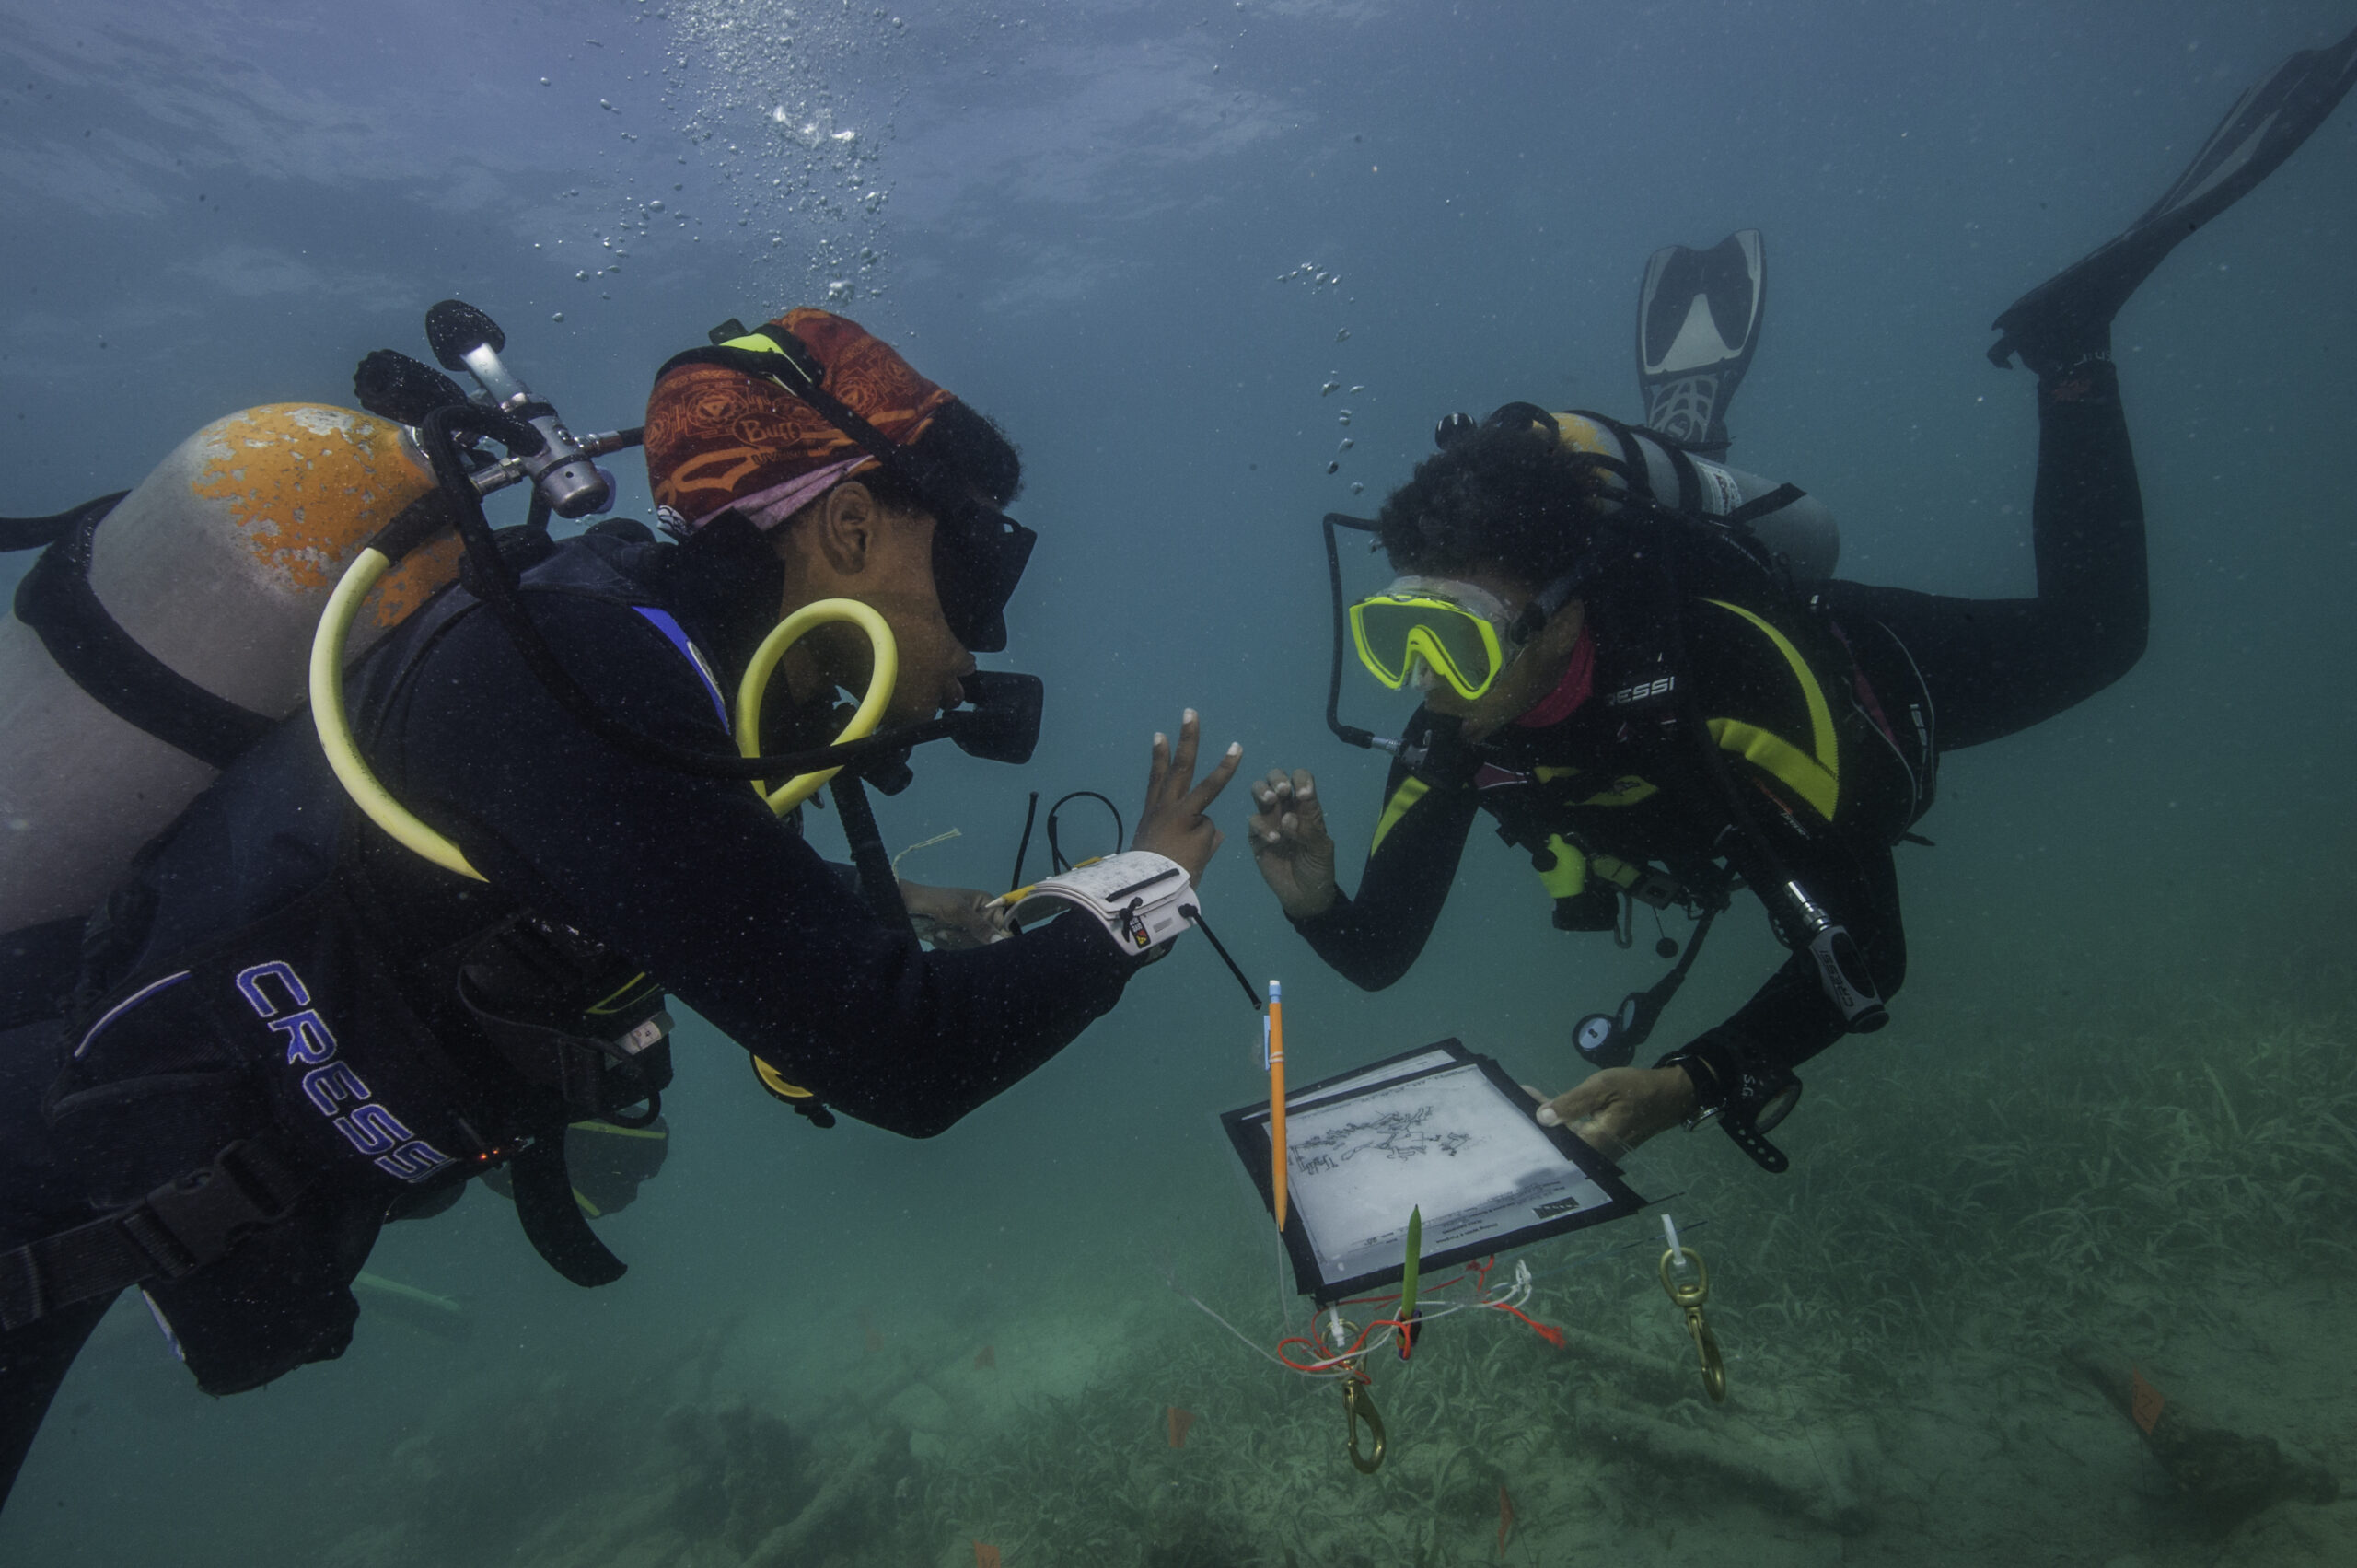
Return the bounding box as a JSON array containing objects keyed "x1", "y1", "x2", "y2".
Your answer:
[{"x1": 16, "y1": 531, "x2": 690, "y2": 1390}]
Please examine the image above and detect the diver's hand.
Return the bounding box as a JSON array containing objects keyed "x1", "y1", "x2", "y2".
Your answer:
[
  {"x1": 1247, "y1": 768, "x2": 1338, "y2": 921},
  {"x1": 1131, "y1": 709, "x2": 1243, "y2": 886},
  {"x1": 900, "y1": 882, "x2": 1011, "y2": 950},
  {"x1": 1531, "y1": 1066, "x2": 1695, "y2": 1158}
]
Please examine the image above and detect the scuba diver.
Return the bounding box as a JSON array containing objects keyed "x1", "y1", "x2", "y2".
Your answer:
[
  {"x1": 0, "y1": 307, "x2": 1243, "y2": 1508},
  {"x1": 1247, "y1": 28, "x2": 2357, "y2": 1174}
]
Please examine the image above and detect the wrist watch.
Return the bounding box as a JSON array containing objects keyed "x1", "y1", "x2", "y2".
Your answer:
[{"x1": 1655, "y1": 1030, "x2": 1803, "y2": 1174}]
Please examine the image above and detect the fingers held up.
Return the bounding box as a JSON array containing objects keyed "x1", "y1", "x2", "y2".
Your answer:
[{"x1": 1134, "y1": 708, "x2": 1243, "y2": 885}]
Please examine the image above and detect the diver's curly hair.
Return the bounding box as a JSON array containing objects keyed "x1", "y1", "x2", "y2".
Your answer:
[{"x1": 1376, "y1": 414, "x2": 1607, "y2": 583}]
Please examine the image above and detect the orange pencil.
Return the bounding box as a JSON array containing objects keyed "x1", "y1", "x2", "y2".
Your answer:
[{"x1": 1267, "y1": 980, "x2": 1288, "y2": 1230}]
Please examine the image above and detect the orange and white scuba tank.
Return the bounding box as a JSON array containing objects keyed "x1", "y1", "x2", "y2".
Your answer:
[{"x1": 0, "y1": 405, "x2": 461, "y2": 933}]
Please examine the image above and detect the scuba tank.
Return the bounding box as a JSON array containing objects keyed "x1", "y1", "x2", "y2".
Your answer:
[
  {"x1": 1550, "y1": 412, "x2": 1840, "y2": 583},
  {"x1": 0, "y1": 406, "x2": 461, "y2": 934}
]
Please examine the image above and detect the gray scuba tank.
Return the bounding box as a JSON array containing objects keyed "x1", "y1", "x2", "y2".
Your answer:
[
  {"x1": 0, "y1": 406, "x2": 456, "y2": 935},
  {"x1": 1554, "y1": 412, "x2": 1840, "y2": 582}
]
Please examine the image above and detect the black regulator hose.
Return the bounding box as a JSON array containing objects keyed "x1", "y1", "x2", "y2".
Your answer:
[{"x1": 1044, "y1": 791, "x2": 1124, "y2": 875}]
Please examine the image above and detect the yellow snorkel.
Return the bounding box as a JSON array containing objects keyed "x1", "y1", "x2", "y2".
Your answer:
[
  {"x1": 310, "y1": 544, "x2": 485, "y2": 879},
  {"x1": 734, "y1": 598, "x2": 897, "y2": 817}
]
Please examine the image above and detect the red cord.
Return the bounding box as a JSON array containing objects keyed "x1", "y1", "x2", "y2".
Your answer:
[
  {"x1": 1493, "y1": 1302, "x2": 1566, "y2": 1348},
  {"x1": 1276, "y1": 1258, "x2": 1530, "y2": 1366}
]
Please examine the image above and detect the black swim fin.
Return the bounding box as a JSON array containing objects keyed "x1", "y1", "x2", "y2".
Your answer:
[
  {"x1": 1990, "y1": 22, "x2": 2357, "y2": 370},
  {"x1": 1636, "y1": 228, "x2": 1765, "y2": 454}
]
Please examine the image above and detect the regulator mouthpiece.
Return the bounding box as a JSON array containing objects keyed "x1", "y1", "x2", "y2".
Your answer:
[{"x1": 948, "y1": 671, "x2": 1043, "y2": 765}]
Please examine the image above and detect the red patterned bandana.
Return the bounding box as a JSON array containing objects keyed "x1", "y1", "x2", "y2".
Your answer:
[{"x1": 644, "y1": 308, "x2": 956, "y2": 530}]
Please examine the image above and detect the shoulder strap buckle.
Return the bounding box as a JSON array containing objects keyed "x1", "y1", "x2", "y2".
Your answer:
[{"x1": 132, "y1": 1140, "x2": 308, "y2": 1277}]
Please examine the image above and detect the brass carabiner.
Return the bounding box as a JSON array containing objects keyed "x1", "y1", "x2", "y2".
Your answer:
[
  {"x1": 1341, "y1": 1376, "x2": 1387, "y2": 1474},
  {"x1": 1660, "y1": 1245, "x2": 1727, "y2": 1403}
]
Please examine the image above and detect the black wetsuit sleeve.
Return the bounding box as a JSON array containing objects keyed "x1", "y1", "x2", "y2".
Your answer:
[
  {"x1": 1290, "y1": 715, "x2": 1480, "y2": 991},
  {"x1": 381, "y1": 595, "x2": 1136, "y2": 1139},
  {"x1": 1701, "y1": 825, "x2": 1906, "y2": 1078}
]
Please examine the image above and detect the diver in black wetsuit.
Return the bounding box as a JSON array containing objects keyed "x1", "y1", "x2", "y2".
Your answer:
[
  {"x1": 1247, "y1": 26, "x2": 2357, "y2": 1172},
  {"x1": 0, "y1": 308, "x2": 1243, "y2": 1508}
]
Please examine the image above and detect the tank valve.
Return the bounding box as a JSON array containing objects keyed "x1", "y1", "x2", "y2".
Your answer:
[{"x1": 425, "y1": 299, "x2": 612, "y2": 518}]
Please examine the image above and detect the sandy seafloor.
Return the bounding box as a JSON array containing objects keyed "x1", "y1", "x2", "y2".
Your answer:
[{"x1": 9, "y1": 886, "x2": 2352, "y2": 1568}]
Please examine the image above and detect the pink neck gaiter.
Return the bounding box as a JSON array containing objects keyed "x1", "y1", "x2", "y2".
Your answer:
[{"x1": 1513, "y1": 623, "x2": 1596, "y2": 729}]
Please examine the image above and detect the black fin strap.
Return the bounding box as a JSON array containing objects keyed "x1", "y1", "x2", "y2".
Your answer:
[
  {"x1": 507, "y1": 1135, "x2": 626, "y2": 1287},
  {"x1": 1723, "y1": 482, "x2": 1806, "y2": 531},
  {"x1": 13, "y1": 495, "x2": 275, "y2": 770}
]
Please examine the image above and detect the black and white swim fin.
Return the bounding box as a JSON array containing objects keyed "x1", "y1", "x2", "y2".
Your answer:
[
  {"x1": 1636, "y1": 228, "x2": 1765, "y2": 455},
  {"x1": 1990, "y1": 22, "x2": 2357, "y2": 369}
]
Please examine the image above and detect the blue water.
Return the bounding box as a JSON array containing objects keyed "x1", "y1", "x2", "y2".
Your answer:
[{"x1": 4, "y1": 2, "x2": 2355, "y2": 1563}]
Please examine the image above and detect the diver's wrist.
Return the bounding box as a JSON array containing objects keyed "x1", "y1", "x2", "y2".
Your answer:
[
  {"x1": 1284, "y1": 882, "x2": 1339, "y2": 921},
  {"x1": 1658, "y1": 1063, "x2": 1700, "y2": 1121}
]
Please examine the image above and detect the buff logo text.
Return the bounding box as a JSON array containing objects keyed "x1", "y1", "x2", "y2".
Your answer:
[{"x1": 233, "y1": 960, "x2": 455, "y2": 1183}]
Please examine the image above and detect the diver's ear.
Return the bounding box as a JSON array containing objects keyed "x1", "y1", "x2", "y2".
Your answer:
[{"x1": 807, "y1": 480, "x2": 883, "y2": 576}]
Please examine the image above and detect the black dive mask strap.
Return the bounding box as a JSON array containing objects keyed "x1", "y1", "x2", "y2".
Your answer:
[
  {"x1": 656, "y1": 336, "x2": 952, "y2": 505},
  {"x1": 656, "y1": 331, "x2": 1037, "y2": 653}
]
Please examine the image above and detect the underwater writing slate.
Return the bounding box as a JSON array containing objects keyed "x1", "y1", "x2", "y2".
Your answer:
[{"x1": 1222, "y1": 1046, "x2": 1643, "y2": 1301}]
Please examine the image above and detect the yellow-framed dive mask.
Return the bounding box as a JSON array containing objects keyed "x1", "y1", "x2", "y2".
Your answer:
[{"x1": 1347, "y1": 576, "x2": 1520, "y2": 701}]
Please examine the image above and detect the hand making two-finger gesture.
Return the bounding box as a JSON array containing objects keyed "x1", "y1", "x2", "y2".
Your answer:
[{"x1": 1131, "y1": 709, "x2": 1244, "y2": 885}]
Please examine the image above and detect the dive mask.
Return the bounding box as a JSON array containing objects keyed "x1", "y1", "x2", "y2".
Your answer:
[{"x1": 1347, "y1": 576, "x2": 1522, "y2": 701}]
